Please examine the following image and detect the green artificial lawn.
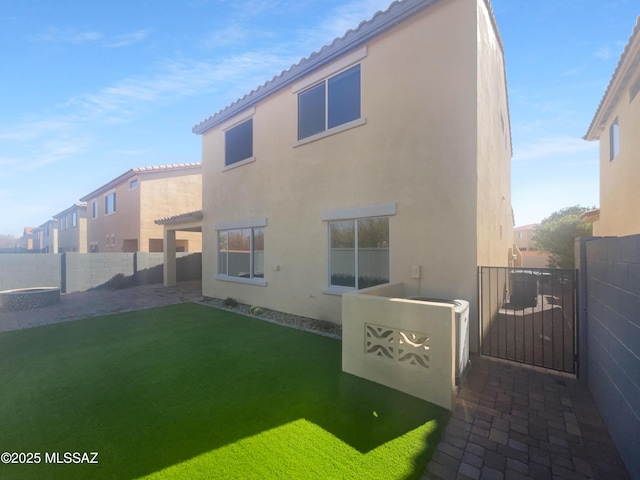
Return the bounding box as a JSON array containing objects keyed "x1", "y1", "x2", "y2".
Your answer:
[{"x1": 0, "y1": 303, "x2": 449, "y2": 479}]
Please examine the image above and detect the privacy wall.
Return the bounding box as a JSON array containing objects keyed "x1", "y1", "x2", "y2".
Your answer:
[
  {"x1": 578, "y1": 235, "x2": 640, "y2": 480},
  {"x1": 0, "y1": 253, "x2": 201, "y2": 294}
]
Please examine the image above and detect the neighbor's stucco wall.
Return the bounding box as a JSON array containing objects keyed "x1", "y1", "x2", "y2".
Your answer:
[
  {"x1": 139, "y1": 170, "x2": 202, "y2": 252},
  {"x1": 476, "y1": 0, "x2": 513, "y2": 268},
  {"x1": 597, "y1": 74, "x2": 640, "y2": 236},
  {"x1": 86, "y1": 178, "x2": 141, "y2": 252},
  {"x1": 202, "y1": 0, "x2": 479, "y2": 324},
  {"x1": 56, "y1": 206, "x2": 88, "y2": 253}
]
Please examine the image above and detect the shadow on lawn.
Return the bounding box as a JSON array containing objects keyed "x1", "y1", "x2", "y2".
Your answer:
[{"x1": 0, "y1": 303, "x2": 448, "y2": 480}]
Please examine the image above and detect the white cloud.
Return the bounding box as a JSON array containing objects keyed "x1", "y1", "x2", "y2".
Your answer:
[
  {"x1": 299, "y1": 0, "x2": 394, "y2": 50},
  {"x1": 513, "y1": 136, "x2": 598, "y2": 162},
  {"x1": 105, "y1": 30, "x2": 150, "y2": 48},
  {"x1": 34, "y1": 28, "x2": 103, "y2": 44}
]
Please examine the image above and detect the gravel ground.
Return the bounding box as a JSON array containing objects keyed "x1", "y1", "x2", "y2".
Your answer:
[{"x1": 199, "y1": 297, "x2": 342, "y2": 339}]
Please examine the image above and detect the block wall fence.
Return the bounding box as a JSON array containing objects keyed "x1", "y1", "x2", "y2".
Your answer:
[
  {"x1": 0, "y1": 252, "x2": 201, "y2": 293},
  {"x1": 576, "y1": 235, "x2": 640, "y2": 480}
]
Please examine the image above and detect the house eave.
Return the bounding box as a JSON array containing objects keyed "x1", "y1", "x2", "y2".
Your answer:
[
  {"x1": 585, "y1": 17, "x2": 640, "y2": 141},
  {"x1": 192, "y1": 0, "x2": 447, "y2": 136},
  {"x1": 79, "y1": 162, "x2": 202, "y2": 201}
]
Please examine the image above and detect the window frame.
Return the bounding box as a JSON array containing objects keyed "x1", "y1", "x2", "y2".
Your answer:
[
  {"x1": 321, "y1": 203, "x2": 395, "y2": 296},
  {"x1": 297, "y1": 63, "x2": 362, "y2": 142},
  {"x1": 215, "y1": 218, "x2": 267, "y2": 286},
  {"x1": 609, "y1": 118, "x2": 619, "y2": 161},
  {"x1": 92, "y1": 201, "x2": 98, "y2": 219},
  {"x1": 72, "y1": 212, "x2": 77, "y2": 227},
  {"x1": 105, "y1": 192, "x2": 116, "y2": 215}
]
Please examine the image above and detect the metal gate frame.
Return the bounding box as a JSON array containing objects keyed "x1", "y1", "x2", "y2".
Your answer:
[{"x1": 478, "y1": 266, "x2": 578, "y2": 374}]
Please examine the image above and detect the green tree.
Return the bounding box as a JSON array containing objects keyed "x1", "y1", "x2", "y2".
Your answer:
[{"x1": 533, "y1": 205, "x2": 593, "y2": 268}]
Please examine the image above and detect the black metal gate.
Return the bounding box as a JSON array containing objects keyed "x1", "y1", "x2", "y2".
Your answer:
[{"x1": 478, "y1": 267, "x2": 577, "y2": 374}]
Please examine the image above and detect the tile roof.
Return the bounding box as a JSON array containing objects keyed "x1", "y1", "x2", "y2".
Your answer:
[
  {"x1": 79, "y1": 162, "x2": 202, "y2": 201},
  {"x1": 585, "y1": 17, "x2": 640, "y2": 140},
  {"x1": 155, "y1": 210, "x2": 203, "y2": 226},
  {"x1": 192, "y1": 0, "x2": 447, "y2": 135}
]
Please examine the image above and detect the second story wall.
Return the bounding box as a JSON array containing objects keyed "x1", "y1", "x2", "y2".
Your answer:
[
  {"x1": 139, "y1": 169, "x2": 202, "y2": 252},
  {"x1": 476, "y1": 0, "x2": 513, "y2": 266},
  {"x1": 85, "y1": 177, "x2": 141, "y2": 252}
]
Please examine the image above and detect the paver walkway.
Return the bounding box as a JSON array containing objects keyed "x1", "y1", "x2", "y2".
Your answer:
[
  {"x1": 0, "y1": 280, "x2": 203, "y2": 333},
  {"x1": 423, "y1": 355, "x2": 631, "y2": 480},
  {"x1": 0, "y1": 283, "x2": 631, "y2": 479}
]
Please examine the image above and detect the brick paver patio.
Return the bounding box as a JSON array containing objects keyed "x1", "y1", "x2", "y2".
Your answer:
[{"x1": 423, "y1": 355, "x2": 631, "y2": 480}]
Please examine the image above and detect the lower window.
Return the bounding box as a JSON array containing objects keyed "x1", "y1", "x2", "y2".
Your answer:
[
  {"x1": 218, "y1": 228, "x2": 264, "y2": 279},
  {"x1": 329, "y1": 217, "x2": 389, "y2": 289}
]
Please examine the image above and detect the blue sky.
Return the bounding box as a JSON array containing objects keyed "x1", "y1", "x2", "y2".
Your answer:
[{"x1": 0, "y1": 0, "x2": 637, "y2": 237}]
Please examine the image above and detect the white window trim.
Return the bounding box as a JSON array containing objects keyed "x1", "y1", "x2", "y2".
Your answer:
[
  {"x1": 215, "y1": 217, "x2": 267, "y2": 231},
  {"x1": 322, "y1": 205, "x2": 394, "y2": 295},
  {"x1": 321, "y1": 202, "x2": 396, "y2": 222},
  {"x1": 291, "y1": 47, "x2": 367, "y2": 94},
  {"x1": 215, "y1": 218, "x2": 267, "y2": 286},
  {"x1": 220, "y1": 107, "x2": 256, "y2": 132},
  {"x1": 222, "y1": 156, "x2": 256, "y2": 172},
  {"x1": 293, "y1": 118, "x2": 366, "y2": 148},
  {"x1": 215, "y1": 274, "x2": 267, "y2": 287}
]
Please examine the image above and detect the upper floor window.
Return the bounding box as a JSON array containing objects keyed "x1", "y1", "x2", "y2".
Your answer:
[
  {"x1": 92, "y1": 201, "x2": 98, "y2": 219},
  {"x1": 609, "y1": 118, "x2": 619, "y2": 161},
  {"x1": 72, "y1": 212, "x2": 77, "y2": 227},
  {"x1": 298, "y1": 64, "x2": 361, "y2": 140},
  {"x1": 130, "y1": 179, "x2": 139, "y2": 189},
  {"x1": 225, "y1": 119, "x2": 253, "y2": 166},
  {"x1": 60, "y1": 216, "x2": 67, "y2": 230},
  {"x1": 105, "y1": 192, "x2": 116, "y2": 214}
]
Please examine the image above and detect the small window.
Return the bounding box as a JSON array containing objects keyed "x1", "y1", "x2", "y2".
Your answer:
[
  {"x1": 218, "y1": 227, "x2": 264, "y2": 280},
  {"x1": 298, "y1": 64, "x2": 361, "y2": 140},
  {"x1": 630, "y1": 75, "x2": 640, "y2": 102},
  {"x1": 609, "y1": 118, "x2": 619, "y2": 161},
  {"x1": 92, "y1": 201, "x2": 98, "y2": 219},
  {"x1": 105, "y1": 192, "x2": 116, "y2": 214},
  {"x1": 130, "y1": 179, "x2": 139, "y2": 189},
  {"x1": 72, "y1": 212, "x2": 77, "y2": 227},
  {"x1": 329, "y1": 216, "x2": 389, "y2": 289},
  {"x1": 225, "y1": 119, "x2": 253, "y2": 166}
]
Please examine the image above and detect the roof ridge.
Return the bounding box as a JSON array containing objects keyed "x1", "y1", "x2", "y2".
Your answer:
[
  {"x1": 192, "y1": 0, "x2": 442, "y2": 135},
  {"x1": 585, "y1": 16, "x2": 640, "y2": 139},
  {"x1": 79, "y1": 162, "x2": 202, "y2": 201}
]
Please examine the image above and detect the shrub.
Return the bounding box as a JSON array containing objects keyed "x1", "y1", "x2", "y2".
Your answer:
[
  {"x1": 107, "y1": 273, "x2": 135, "y2": 290},
  {"x1": 223, "y1": 297, "x2": 238, "y2": 308}
]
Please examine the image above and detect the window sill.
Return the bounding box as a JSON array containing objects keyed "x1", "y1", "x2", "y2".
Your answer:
[
  {"x1": 322, "y1": 286, "x2": 354, "y2": 296},
  {"x1": 216, "y1": 274, "x2": 267, "y2": 287},
  {"x1": 293, "y1": 118, "x2": 366, "y2": 148},
  {"x1": 222, "y1": 156, "x2": 256, "y2": 172}
]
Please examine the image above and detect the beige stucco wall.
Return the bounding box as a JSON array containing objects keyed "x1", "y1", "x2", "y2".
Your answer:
[
  {"x1": 476, "y1": 0, "x2": 513, "y2": 267},
  {"x1": 56, "y1": 206, "x2": 87, "y2": 253},
  {"x1": 201, "y1": 0, "x2": 511, "y2": 353},
  {"x1": 86, "y1": 179, "x2": 141, "y2": 253},
  {"x1": 86, "y1": 169, "x2": 202, "y2": 253},
  {"x1": 597, "y1": 80, "x2": 640, "y2": 236},
  {"x1": 342, "y1": 283, "x2": 455, "y2": 410},
  {"x1": 139, "y1": 171, "x2": 202, "y2": 252}
]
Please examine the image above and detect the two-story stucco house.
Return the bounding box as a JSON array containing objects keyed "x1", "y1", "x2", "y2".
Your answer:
[
  {"x1": 193, "y1": 0, "x2": 513, "y2": 349},
  {"x1": 53, "y1": 203, "x2": 88, "y2": 253},
  {"x1": 79, "y1": 163, "x2": 203, "y2": 253},
  {"x1": 34, "y1": 219, "x2": 59, "y2": 253},
  {"x1": 585, "y1": 17, "x2": 640, "y2": 237}
]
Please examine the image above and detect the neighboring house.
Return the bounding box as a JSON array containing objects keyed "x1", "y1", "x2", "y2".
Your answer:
[
  {"x1": 35, "y1": 219, "x2": 59, "y2": 254},
  {"x1": 514, "y1": 224, "x2": 550, "y2": 268},
  {"x1": 79, "y1": 163, "x2": 203, "y2": 253},
  {"x1": 53, "y1": 203, "x2": 88, "y2": 253},
  {"x1": 585, "y1": 17, "x2": 640, "y2": 237},
  {"x1": 17, "y1": 227, "x2": 35, "y2": 251},
  {"x1": 192, "y1": 0, "x2": 513, "y2": 350}
]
